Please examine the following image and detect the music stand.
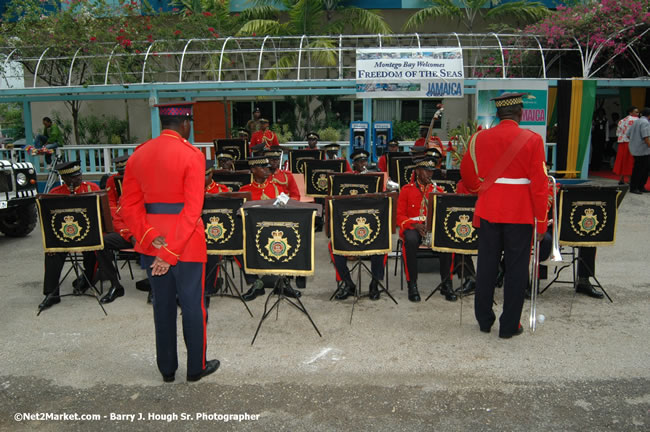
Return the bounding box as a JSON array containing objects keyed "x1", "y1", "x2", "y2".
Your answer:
[
  {"x1": 386, "y1": 151, "x2": 410, "y2": 183},
  {"x1": 327, "y1": 193, "x2": 397, "y2": 322},
  {"x1": 539, "y1": 184, "x2": 625, "y2": 303},
  {"x1": 35, "y1": 192, "x2": 111, "y2": 316},
  {"x1": 233, "y1": 160, "x2": 250, "y2": 171},
  {"x1": 303, "y1": 159, "x2": 347, "y2": 198},
  {"x1": 394, "y1": 157, "x2": 418, "y2": 188},
  {"x1": 211, "y1": 170, "x2": 252, "y2": 192},
  {"x1": 241, "y1": 200, "x2": 322, "y2": 344},
  {"x1": 288, "y1": 149, "x2": 324, "y2": 174},
  {"x1": 202, "y1": 192, "x2": 253, "y2": 317},
  {"x1": 328, "y1": 172, "x2": 384, "y2": 196},
  {"x1": 423, "y1": 193, "x2": 478, "y2": 323},
  {"x1": 214, "y1": 138, "x2": 247, "y2": 161}
]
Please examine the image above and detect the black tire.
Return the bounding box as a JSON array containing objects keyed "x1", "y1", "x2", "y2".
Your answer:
[{"x1": 0, "y1": 203, "x2": 38, "y2": 237}]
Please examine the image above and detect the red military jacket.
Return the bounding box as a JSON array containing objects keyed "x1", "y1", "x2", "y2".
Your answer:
[
  {"x1": 377, "y1": 155, "x2": 388, "y2": 172},
  {"x1": 270, "y1": 170, "x2": 300, "y2": 200},
  {"x1": 460, "y1": 119, "x2": 548, "y2": 233},
  {"x1": 239, "y1": 178, "x2": 286, "y2": 200},
  {"x1": 50, "y1": 181, "x2": 100, "y2": 195},
  {"x1": 105, "y1": 174, "x2": 121, "y2": 217},
  {"x1": 113, "y1": 205, "x2": 134, "y2": 243},
  {"x1": 396, "y1": 179, "x2": 444, "y2": 233},
  {"x1": 250, "y1": 130, "x2": 279, "y2": 151},
  {"x1": 205, "y1": 181, "x2": 229, "y2": 194},
  {"x1": 120, "y1": 129, "x2": 207, "y2": 265}
]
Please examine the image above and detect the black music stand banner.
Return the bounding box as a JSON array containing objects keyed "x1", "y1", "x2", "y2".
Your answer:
[
  {"x1": 558, "y1": 186, "x2": 621, "y2": 246},
  {"x1": 203, "y1": 194, "x2": 249, "y2": 255},
  {"x1": 241, "y1": 206, "x2": 316, "y2": 276},
  {"x1": 215, "y1": 139, "x2": 247, "y2": 160},
  {"x1": 304, "y1": 159, "x2": 347, "y2": 197},
  {"x1": 212, "y1": 170, "x2": 252, "y2": 192},
  {"x1": 386, "y1": 152, "x2": 410, "y2": 181},
  {"x1": 329, "y1": 173, "x2": 383, "y2": 196},
  {"x1": 36, "y1": 194, "x2": 105, "y2": 253},
  {"x1": 289, "y1": 149, "x2": 324, "y2": 174},
  {"x1": 429, "y1": 193, "x2": 478, "y2": 254},
  {"x1": 395, "y1": 157, "x2": 417, "y2": 187},
  {"x1": 329, "y1": 195, "x2": 392, "y2": 256}
]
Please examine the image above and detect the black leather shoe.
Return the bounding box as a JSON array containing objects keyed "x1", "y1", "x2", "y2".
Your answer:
[
  {"x1": 480, "y1": 327, "x2": 491, "y2": 334},
  {"x1": 334, "y1": 280, "x2": 355, "y2": 300},
  {"x1": 162, "y1": 374, "x2": 175, "y2": 383},
  {"x1": 39, "y1": 295, "x2": 60, "y2": 310},
  {"x1": 407, "y1": 282, "x2": 420, "y2": 302},
  {"x1": 369, "y1": 279, "x2": 380, "y2": 300},
  {"x1": 100, "y1": 284, "x2": 124, "y2": 304},
  {"x1": 630, "y1": 189, "x2": 642, "y2": 195},
  {"x1": 440, "y1": 281, "x2": 458, "y2": 302},
  {"x1": 187, "y1": 359, "x2": 220, "y2": 382},
  {"x1": 576, "y1": 280, "x2": 604, "y2": 299},
  {"x1": 499, "y1": 324, "x2": 524, "y2": 339},
  {"x1": 275, "y1": 280, "x2": 301, "y2": 299},
  {"x1": 242, "y1": 280, "x2": 265, "y2": 301},
  {"x1": 456, "y1": 279, "x2": 476, "y2": 296}
]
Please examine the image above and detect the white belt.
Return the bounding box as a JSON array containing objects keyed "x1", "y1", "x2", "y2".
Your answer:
[{"x1": 495, "y1": 177, "x2": 531, "y2": 185}]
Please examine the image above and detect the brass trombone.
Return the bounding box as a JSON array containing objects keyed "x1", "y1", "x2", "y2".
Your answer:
[
  {"x1": 529, "y1": 218, "x2": 540, "y2": 332},
  {"x1": 540, "y1": 176, "x2": 565, "y2": 266}
]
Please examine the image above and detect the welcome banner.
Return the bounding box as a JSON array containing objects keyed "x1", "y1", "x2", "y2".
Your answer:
[{"x1": 355, "y1": 48, "x2": 464, "y2": 99}]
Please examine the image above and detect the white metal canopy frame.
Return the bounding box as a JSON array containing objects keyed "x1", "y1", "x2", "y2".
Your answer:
[{"x1": 1, "y1": 32, "x2": 648, "y2": 89}]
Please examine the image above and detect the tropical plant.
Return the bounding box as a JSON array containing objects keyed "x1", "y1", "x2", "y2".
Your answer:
[
  {"x1": 447, "y1": 120, "x2": 481, "y2": 168},
  {"x1": 317, "y1": 126, "x2": 341, "y2": 142},
  {"x1": 392, "y1": 120, "x2": 420, "y2": 141},
  {"x1": 404, "y1": 0, "x2": 550, "y2": 33},
  {"x1": 271, "y1": 123, "x2": 293, "y2": 144},
  {"x1": 524, "y1": 0, "x2": 650, "y2": 78}
]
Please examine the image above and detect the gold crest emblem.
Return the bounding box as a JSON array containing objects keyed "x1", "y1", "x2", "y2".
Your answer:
[
  {"x1": 578, "y1": 208, "x2": 598, "y2": 233},
  {"x1": 351, "y1": 216, "x2": 373, "y2": 243},
  {"x1": 59, "y1": 215, "x2": 82, "y2": 240},
  {"x1": 316, "y1": 173, "x2": 328, "y2": 191},
  {"x1": 265, "y1": 230, "x2": 291, "y2": 260},
  {"x1": 205, "y1": 216, "x2": 226, "y2": 243},
  {"x1": 453, "y1": 214, "x2": 475, "y2": 241},
  {"x1": 349, "y1": 189, "x2": 358, "y2": 195}
]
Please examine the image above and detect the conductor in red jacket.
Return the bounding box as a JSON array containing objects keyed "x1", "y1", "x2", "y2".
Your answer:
[
  {"x1": 460, "y1": 93, "x2": 548, "y2": 339},
  {"x1": 120, "y1": 102, "x2": 219, "y2": 383}
]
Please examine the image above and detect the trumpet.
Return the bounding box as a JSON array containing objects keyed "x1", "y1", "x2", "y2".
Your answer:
[{"x1": 540, "y1": 176, "x2": 565, "y2": 266}]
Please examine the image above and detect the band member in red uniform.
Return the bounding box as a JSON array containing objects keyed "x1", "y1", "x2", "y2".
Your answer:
[
  {"x1": 377, "y1": 139, "x2": 400, "y2": 172},
  {"x1": 305, "y1": 132, "x2": 320, "y2": 150},
  {"x1": 105, "y1": 154, "x2": 129, "y2": 215},
  {"x1": 238, "y1": 157, "x2": 301, "y2": 301},
  {"x1": 120, "y1": 102, "x2": 219, "y2": 383},
  {"x1": 205, "y1": 160, "x2": 229, "y2": 194},
  {"x1": 396, "y1": 158, "x2": 464, "y2": 302},
  {"x1": 266, "y1": 146, "x2": 300, "y2": 200},
  {"x1": 216, "y1": 150, "x2": 235, "y2": 171},
  {"x1": 350, "y1": 149, "x2": 370, "y2": 173},
  {"x1": 324, "y1": 143, "x2": 352, "y2": 172},
  {"x1": 38, "y1": 161, "x2": 100, "y2": 311},
  {"x1": 249, "y1": 118, "x2": 278, "y2": 152},
  {"x1": 460, "y1": 93, "x2": 547, "y2": 339}
]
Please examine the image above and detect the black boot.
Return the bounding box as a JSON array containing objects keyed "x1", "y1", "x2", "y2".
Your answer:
[
  {"x1": 369, "y1": 279, "x2": 380, "y2": 300},
  {"x1": 100, "y1": 284, "x2": 124, "y2": 304},
  {"x1": 407, "y1": 281, "x2": 420, "y2": 302},
  {"x1": 274, "y1": 279, "x2": 301, "y2": 299},
  {"x1": 39, "y1": 295, "x2": 60, "y2": 311},
  {"x1": 335, "y1": 280, "x2": 355, "y2": 300},
  {"x1": 440, "y1": 281, "x2": 458, "y2": 302},
  {"x1": 576, "y1": 278, "x2": 604, "y2": 299},
  {"x1": 242, "y1": 279, "x2": 265, "y2": 301},
  {"x1": 72, "y1": 276, "x2": 90, "y2": 295},
  {"x1": 456, "y1": 278, "x2": 476, "y2": 296}
]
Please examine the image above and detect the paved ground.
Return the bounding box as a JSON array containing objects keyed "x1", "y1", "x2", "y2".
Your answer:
[{"x1": 1, "y1": 178, "x2": 649, "y2": 431}]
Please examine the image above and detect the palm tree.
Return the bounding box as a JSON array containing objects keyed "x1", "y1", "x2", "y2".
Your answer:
[{"x1": 404, "y1": 0, "x2": 550, "y2": 33}]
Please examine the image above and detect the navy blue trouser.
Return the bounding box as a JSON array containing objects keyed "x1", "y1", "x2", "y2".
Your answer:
[
  {"x1": 141, "y1": 255, "x2": 207, "y2": 378},
  {"x1": 475, "y1": 219, "x2": 532, "y2": 336}
]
